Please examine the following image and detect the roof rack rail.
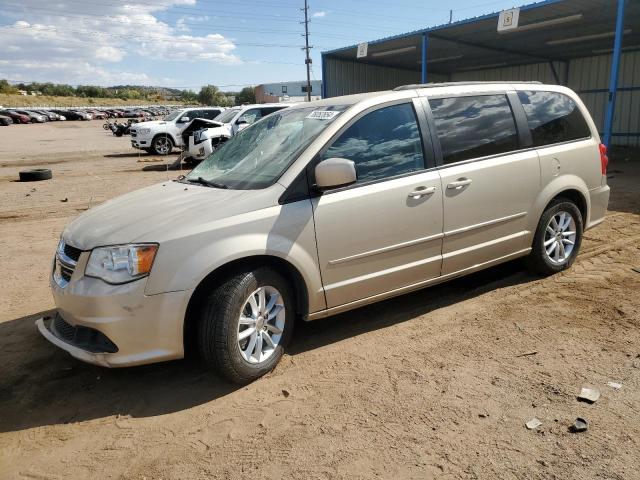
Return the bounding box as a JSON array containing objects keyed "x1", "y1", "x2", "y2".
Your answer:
[{"x1": 393, "y1": 81, "x2": 543, "y2": 91}]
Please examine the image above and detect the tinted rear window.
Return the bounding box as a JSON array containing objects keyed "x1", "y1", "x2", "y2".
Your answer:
[
  {"x1": 429, "y1": 94, "x2": 519, "y2": 164},
  {"x1": 517, "y1": 90, "x2": 591, "y2": 147}
]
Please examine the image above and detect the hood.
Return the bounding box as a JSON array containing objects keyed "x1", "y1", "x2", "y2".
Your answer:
[
  {"x1": 132, "y1": 120, "x2": 171, "y2": 129},
  {"x1": 204, "y1": 124, "x2": 233, "y2": 137},
  {"x1": 62, "y1": 180, "x2": 283, "y2": 250}
]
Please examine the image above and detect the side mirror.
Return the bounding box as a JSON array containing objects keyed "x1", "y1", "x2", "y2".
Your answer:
[
  {"x1": 179, "y1": 116, "x2": 189, "y2": 123},
  {"x1": 314, "y1": 158, "x2": 357, "y2": 190},
  {"x1": 236, "y1": 119, "x2": 248, "y2": 125}
]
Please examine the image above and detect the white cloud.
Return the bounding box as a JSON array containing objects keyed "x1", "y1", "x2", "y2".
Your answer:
[
  {"x1": 312, "y1": 11, "x2": 327, "y2": 18},
  {"x1": 0, "y1": 59, "x2": 154, "y2": 86},
  {"x1": 176, "y1": 14, "x2": 211, "y2": 32},
  {"x1": 0, "y1": 0, "x2": 241, "y2": 85}
]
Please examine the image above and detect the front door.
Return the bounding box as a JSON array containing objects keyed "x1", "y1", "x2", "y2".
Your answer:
[
  {"x1": 311, "y1": 101, "x2": 444, "y2": 308},
  {"x1": 426, "y1": 93, "x2": 540, "y2": 275}
]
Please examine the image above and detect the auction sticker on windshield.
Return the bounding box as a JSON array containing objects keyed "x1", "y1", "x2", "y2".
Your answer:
[{"x1": 306, "y1": 110, "x2": 340, "y2": 120}]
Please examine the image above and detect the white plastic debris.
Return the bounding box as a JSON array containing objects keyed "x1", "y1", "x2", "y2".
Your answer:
[
  {"x1": 607, "y1": 381, "x2": 622, "y2": 390},
  {"x1": 578, "y1": 387, "x2": 601, "y2": 403},
  {"x1": 526, "y1": 418, "x2": 542, "y2": 430}
]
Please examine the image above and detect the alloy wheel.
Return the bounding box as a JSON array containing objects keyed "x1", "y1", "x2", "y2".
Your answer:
[
  {"x1": 237, "y1": 286, "x2": 286, "y2": 364},
  {"x1": 156, "y1": 137, "x2": 171, "y2": 154},
  {"x1": 544, "y1": 210, "x2": 577, "y2": 264}
]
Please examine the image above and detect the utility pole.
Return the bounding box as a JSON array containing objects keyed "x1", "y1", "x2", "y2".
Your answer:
[{"x1": 301, "y1": 0, "x2": 312, "y2": 102}]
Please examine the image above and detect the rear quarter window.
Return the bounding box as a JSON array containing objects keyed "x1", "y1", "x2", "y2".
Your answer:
[{"x1": 517, "y1": 90, "x2": 591, "y2": 147}]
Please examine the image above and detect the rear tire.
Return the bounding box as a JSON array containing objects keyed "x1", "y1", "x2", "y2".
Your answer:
[
  {"x1": 526, "y1": 198, "x2": 583, "y2": 276},
  {"x1": 197, "y1": 268, "x2": 294, "y2": 384}
]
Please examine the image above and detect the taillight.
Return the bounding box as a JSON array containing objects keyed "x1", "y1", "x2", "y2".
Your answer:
[{"x1": 599, "y1": 143, "x2": 608, "y2": 175}]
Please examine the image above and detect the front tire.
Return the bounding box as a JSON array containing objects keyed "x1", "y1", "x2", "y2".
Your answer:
[
  {"x1": 198, "y1": 268, "x2": 294, "y2": 384},
  {"x1": 150, "y1": 135, "x2": 173, "y2": 155},
  {"x1": 527, "y1": 198, "x2": 583, "y2": 275}
]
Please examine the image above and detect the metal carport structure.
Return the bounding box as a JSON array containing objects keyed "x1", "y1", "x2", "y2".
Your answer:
[{"x1": 321, "y1": 0, "x2": 640, "y2": 146}]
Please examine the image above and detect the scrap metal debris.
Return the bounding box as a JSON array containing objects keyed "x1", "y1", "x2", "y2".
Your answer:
[
  {"x1": 570, "y1": 418, "x2": 588, "y2": 433},
  {"x1": 516, "y1": 351, "x2": 538, "y2": 357},
  {"x1": 578, "y1": 387, "x2": 601, "y2": 404},
  {"x1": 525, "y1": 418, "x2": 542, "y2": 430}
]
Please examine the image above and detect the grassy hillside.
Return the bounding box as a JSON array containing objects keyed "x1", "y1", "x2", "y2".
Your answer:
[{"x1": 0, "y1": 94, "x2": 187, "y2": 108}]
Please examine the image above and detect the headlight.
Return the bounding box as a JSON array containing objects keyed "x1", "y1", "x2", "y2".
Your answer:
[
  {"x1": 85, "y1": 244, "x2": 158, "y2": 284},
  {"x1": 138, "y1": 128, "x2": 151, "y2": 135}
]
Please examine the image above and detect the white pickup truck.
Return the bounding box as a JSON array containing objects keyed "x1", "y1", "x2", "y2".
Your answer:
[
  {"x1": 130, "y1": 107, "x2": 225, "y2": 155},
  {"x1": 183, "y1": 103, "x2": 292, "y2": 162}
]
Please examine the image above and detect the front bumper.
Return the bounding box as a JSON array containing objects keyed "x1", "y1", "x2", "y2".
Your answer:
[
  {"x1": 587, "y1": 184, "x2": 610, "y2": 229},
  {"x1": 188, "y1": 136, "x2": 213, "y2": 160},
  {"x1": 130, "y1": 134, "x2": 151, "y2": 149},
  {"x1": 41, "y1": 255, "x2": 193, "y2": 367}
]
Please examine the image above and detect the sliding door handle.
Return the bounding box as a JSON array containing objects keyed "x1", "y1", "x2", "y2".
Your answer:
[{"x1": 447, "y1": 178, "x2": 473, "y2": 189}]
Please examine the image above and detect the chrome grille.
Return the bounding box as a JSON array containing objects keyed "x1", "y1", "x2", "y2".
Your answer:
[
  {"x1": 59, "y1": 262, "x2": 74, "y2": 282},
  {"x1": 63, "y1": 243, "x2": 82, "y2": 262},
  {"x1": 54, "y1": 239, "x2": 83, "y2": 288}
]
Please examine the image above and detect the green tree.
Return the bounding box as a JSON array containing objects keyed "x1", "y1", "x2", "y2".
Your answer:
[
  {"x1": 180, "y1": 89, "x2": 198, "y2": 103},
  {"x1": 235, "y1": 86, "x2": 255, "y2": 105},
  {"x1": 0, "y1": 79, "x2": 18, "y2": 94},
  {"x1": 198, "y1": 84, "x2": 228, "y2": 106}
]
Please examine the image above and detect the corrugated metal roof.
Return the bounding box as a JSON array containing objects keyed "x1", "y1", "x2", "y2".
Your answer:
[{"x1": 323, "y1": 0, "x2": 640, "y2": 75}]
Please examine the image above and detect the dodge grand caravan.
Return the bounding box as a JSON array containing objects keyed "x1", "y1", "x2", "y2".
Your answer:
[{"x1": 38, "y1": 82, "x2": 610, "y2": 383}]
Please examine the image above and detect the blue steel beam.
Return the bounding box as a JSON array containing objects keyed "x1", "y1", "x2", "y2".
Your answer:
[
  {"x1": 321, "y1": 53, "x2": 327, "y2": 98},
  {"x1": 603, "y1": 0, "x2": 626, "y2": 147},
  {"x1": 548, "y1": 61, "x2": 560, "y2": 84},
  {"x1": 421, "y1": 33, "x2": 428, "y2": 83}
]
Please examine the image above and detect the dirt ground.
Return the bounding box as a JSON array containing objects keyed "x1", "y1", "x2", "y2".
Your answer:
[{"x1": 0, "y1": 121, "x2": 639, "y2": 479}]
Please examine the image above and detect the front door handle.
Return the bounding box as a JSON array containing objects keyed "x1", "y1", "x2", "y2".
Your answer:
[
  {"x1": 408, "y1": 186, "x2": 436, "y2": 198},
  {"x1": 447, "y1": 178, "x2": 473, "y2": 190}
]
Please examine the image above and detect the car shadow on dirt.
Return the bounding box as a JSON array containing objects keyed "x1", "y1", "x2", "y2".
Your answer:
[
  {"x1": 291, "y1": 261, "x2": 533, "y2": 354},
  {"x1": 0, "y1": 260, "x2": 535, "y2": 434}
]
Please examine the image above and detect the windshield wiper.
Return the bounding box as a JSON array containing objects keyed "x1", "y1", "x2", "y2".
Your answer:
[{"x1": 187, "y1": 176, "x2": 228, "y2": 189}]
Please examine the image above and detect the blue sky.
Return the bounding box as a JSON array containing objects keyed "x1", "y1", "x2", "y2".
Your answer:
[{"x1": 0, "y1": 0, "x2": 523, "y2": 91}]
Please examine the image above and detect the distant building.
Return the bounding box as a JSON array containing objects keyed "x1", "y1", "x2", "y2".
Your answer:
[{"x1": 255, "y1": 80, "x2": 322, "y2": 103}]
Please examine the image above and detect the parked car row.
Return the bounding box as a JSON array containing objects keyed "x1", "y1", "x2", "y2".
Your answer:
[{"x1": 0, "y1": 105, "x2": 182, "y2": 125}]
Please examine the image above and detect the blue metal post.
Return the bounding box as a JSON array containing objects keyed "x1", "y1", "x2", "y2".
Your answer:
[
  {"x1": 421, "y1": 33, "x2": 428, "y2": 84},
  {"x1": 603, "y1": 0, "x2": 626, "y2": 147},
  {"x1": 321, "y1": 53, "x2": 327, "y2": 99}
]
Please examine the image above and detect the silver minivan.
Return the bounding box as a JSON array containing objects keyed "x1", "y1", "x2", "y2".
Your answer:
[{"x1": 39, "y1": 82, "x2": 610, "y2": 383}]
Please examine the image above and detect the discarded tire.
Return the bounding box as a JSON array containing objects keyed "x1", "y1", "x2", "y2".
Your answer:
[{"x1": 19, "y1": 169, "x2": 52, "y2": 182}]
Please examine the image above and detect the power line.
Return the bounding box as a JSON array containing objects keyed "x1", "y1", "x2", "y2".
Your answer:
[
  {"x1": 6, "y1": 23, "x2": 337, "y2": 49},
  {"x1": 0, "y1": 2, "x2": 440, "y2": 34},
  {"x1": 0, "y1": 4, "x2": 361, "y2": 40}
]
